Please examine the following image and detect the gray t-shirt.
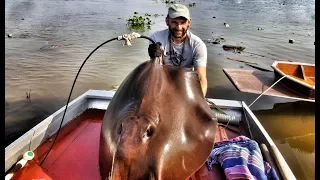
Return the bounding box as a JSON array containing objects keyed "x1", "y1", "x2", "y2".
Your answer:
[{"x1": 149, "y1": 29, "x2": 207, "y2": 68}]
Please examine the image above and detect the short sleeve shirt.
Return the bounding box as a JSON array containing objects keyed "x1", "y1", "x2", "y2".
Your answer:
[{"x1": 149, "y1": 29, "x2": 207, "y2": 68}]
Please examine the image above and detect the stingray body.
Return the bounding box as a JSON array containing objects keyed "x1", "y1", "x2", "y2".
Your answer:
[{"x1": 99, "y1": 57, "x2": 218, "y2": 180}]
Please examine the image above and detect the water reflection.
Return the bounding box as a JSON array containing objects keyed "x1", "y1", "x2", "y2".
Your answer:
[
  {"x1": 5, "y1": 97, "x2": 68, "y2": 147},
  {"x1": 278, "y1": 133, "x2": 314, "y2": 153},
  {"x1": 253, "y1": 101, "x2": 315, "y2": 179},
  {"x1": 6, "y1": 0, "x2": 35, "y2": 21}
]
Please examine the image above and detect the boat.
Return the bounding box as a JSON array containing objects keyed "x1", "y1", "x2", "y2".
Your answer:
[
  {"x1": 271, "y1": 61, "x2": 315, "y2": 98},
  {"x1": 222, "y1": 68, "x2": 315, "y2": 102},
  {"x1": 5, "y1": 89, "x2": 297, "y2": 180}
]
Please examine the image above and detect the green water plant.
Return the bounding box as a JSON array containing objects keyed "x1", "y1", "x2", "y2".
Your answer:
[
  {"x1": 165, "y1": 0, "x2": 176, "y2": 4},
  {"x1": 188, "y1": 3, "x2": 196, "y2": 7},
  {"x1": 125, "y1": 12, "x2": 153, "y2": 32}
]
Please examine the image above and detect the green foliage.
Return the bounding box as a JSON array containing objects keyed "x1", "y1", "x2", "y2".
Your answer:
[
  {"x1": 165, "y1": 0, "x2": 176, "y2": 4},
  {"x1": 125, "y1": 12, "x2": 154, "y2": 32},
  {"x1": 188, "y1": 3, "x2": 196, "y2": 7}
]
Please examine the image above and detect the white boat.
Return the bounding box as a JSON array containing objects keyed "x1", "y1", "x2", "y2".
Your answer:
[{"x1": 5, "y1": 89, "x2": 296, "y2": 180}]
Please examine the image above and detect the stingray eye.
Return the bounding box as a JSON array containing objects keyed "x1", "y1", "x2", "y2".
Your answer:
[
  {"x1": 146, "y1": 126, "x2": 154, "y2": 137},
  {"x1": 118, "y1": 123, "x2": 122, "y2": 134}
]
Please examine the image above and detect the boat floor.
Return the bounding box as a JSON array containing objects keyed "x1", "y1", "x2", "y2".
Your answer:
[
  {"x1": 223, "y1": 68, "x2": 315, "y2": 102},
  {"x1": 10, "y1": 109, "x2": 244, "y2": 180}
]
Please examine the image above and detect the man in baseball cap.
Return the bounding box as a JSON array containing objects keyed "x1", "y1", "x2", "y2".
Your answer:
[
  {"x1": 148, "y1": 4, "x2": 208, "y2": 96},
  {"x1": 167, "y1": 4, "x2": 191, "y2": 20}
]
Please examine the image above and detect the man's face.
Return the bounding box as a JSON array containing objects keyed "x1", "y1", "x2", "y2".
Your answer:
[{"x1": 166, "y1": 17, "x2": 191, "y2": 38}]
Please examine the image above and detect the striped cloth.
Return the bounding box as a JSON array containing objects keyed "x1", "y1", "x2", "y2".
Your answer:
[{"x1": 206, "y1": 136, "x2": 279, "y2": 180}]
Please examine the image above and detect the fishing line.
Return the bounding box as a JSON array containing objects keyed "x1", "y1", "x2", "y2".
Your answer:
[
  {"x1": 248, "y1": 74, "x2": 288, "y2": 108},
  {"x1": 39, "y1": 35, "x2": 155, "y2": 166}
]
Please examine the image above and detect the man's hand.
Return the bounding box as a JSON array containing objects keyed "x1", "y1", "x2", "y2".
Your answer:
[{"x1": 148, "y1": 42, "x2": 163, "y2": 58}]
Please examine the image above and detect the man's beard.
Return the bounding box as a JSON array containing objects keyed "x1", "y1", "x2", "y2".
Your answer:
[{"x1": 169, "y1": 26, "x2": 188, "y2": 38}]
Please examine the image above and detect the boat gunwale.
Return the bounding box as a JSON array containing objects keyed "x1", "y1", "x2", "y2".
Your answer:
[
  {"x1": 5, "y1": 89, "x2": 296, "y2": 180},
  {"x1": 271, "y1": 61, "x2": 315, "y2": 89},
  {"x1": 242, "y1": 102, "x2": 296, "y2": 180}
]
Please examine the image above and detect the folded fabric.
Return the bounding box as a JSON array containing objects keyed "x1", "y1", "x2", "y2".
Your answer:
[{"x1": 206, "y1": 136, "x2": 279, "y2": 180}]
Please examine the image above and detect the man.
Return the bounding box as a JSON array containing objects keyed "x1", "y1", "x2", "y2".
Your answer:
[{"x1": 148, "y1": 4, "x2": 208, "y2": 96}]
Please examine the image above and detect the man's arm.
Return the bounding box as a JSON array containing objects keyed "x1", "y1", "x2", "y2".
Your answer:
[
  {"x1": 195, "y1": 66, "x2": 207, "y2": 97},
  {"x1": 193, "y1": 40, "x2": 208, "y2": 97}
]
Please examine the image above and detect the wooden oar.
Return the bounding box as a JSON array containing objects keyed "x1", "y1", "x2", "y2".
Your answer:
[
  {"x1": 260, "y1": 144, "x2": 280, "y2": 178},
  {"x1": 269, "y1": 145, "x2": 297, "y2": 180},
  {"x1": 245, "y1": 63, "x2": 273, "y2": 72},
  {"x1": 226, "y1": 57, "x2": 258, "y2": 65}
]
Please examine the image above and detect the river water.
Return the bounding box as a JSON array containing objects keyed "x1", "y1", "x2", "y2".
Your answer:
[{"x1": 5, "y1": 0, "x2": 315, "y2": 179}]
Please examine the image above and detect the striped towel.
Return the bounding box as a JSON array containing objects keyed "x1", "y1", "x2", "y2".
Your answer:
[{"x1": 206, "y1": 136, "x2": 279, "y2": 180}]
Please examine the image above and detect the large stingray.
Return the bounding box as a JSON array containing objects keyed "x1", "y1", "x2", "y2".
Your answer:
[{"x1": 99, "y1": 57, "x2": 218, "y2": 180}]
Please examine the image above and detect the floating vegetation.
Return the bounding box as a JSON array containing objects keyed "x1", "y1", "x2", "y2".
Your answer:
[
  {"x1": 188, "y1": 2, "x2": 196, "y2": 7},
  {"x1": 165, "y1": 0, "x2": 176, "y2": 4},
  {"x1": 125, "y1": 12, "x2": 157, "y2": 32}
]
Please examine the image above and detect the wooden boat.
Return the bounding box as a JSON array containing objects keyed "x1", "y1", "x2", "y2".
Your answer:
[
  {"x1": 271, "y1": 61, "x2": 315, "y2": 98},
  {"x1": 223, "y1": 68, "x2": 315, "y2": 102},
  {"x1": 5, "y1": 90, "x2": 297, "y2": 180}
]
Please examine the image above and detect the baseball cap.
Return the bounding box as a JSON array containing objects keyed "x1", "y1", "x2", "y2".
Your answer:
[{"x1": 168, "y1": 4, "x2": 191, "y2": 20}]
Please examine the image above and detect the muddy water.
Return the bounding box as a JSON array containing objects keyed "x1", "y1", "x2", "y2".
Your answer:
[
  {"x1": 5, "y1": 0, "x2": 314, "y2": 179},
  {"x1": 254, "y1": 101, "x2": 315, "y2": 180}
]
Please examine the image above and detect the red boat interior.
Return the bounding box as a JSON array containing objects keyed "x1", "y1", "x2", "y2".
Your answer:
[
  {"x1": 276, "y1": 63, "x2": 315, "y2": 86},
  {"x1": 9, "y1": 109, "x2": 245, "y2": 180}
]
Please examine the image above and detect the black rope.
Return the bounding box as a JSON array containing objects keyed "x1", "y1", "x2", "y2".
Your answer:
[{"x1": 40, "y1": 35, "x2": 155, "y2": 165}]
